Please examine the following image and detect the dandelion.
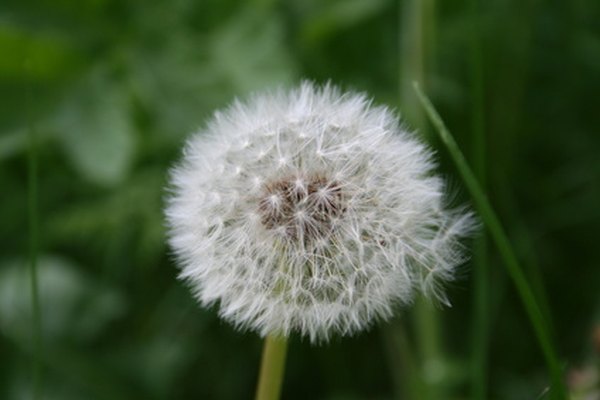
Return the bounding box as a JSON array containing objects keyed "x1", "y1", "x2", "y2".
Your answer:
[{"x1": 165, "y1": 81, "x2": 474, "y2": 343}]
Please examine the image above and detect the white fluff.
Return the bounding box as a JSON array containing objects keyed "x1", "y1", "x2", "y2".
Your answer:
[{"x1": 165, "y1": 82, "x2": 475, "y2": 342}]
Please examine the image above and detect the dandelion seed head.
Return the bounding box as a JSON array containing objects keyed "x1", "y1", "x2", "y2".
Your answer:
[{"x1": 165, "y1": 81, "x2": 475, "y2": 342}]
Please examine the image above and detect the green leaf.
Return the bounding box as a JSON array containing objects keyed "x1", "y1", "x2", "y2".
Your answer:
[{"x1": 53, "y1": 70, "x2": 135, "y2": 186}]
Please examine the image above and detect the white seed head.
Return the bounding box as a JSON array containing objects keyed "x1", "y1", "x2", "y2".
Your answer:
[{"x1": 165, "y1": 81, "x2": 475, "y2": 342}]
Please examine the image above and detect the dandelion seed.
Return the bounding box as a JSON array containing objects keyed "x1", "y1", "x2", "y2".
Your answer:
[{"x1": 165, "y1": 82, "x2": 475, "y2": 342}]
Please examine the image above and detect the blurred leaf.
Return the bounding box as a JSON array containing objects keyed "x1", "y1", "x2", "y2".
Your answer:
[
  {"x1": 0, "y1": 255, "x2": 125, "y2": 342},
  {"x1": 209, "y1": 9, "x2": 297, "y2": 91},
  {"x1": 0, "y1": 126, "x2": 56, "y2": 161},
  {"x1": 52, "y1": 69, "x2": 135, "y2": 186},
  {"x1": 48, "y1": 170, "x2": 166, "y2": 267},
  {"x1": 300, "y1": 0, "x2": 390, "y2": 45},
  {"x1": 0, "y1": 23, "x2": 82, "y2": 81},
  {"x1": 0, "y1": 128, "x2": 27, "y2": 160},
  {"x1": 129, "y1": 8, "x2": 297, "y2": 138}
]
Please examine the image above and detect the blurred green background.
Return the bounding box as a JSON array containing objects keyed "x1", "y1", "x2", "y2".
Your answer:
[{"x1": 1, "y1": 0, "x2": 599, "y2": 399}]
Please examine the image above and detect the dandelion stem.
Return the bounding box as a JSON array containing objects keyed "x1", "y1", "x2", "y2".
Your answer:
[
  {"x1": 413, "y1": 82, "x2": 567, "y2": 400},
  {"x1": 255, "y1": 335, "x2": 288, "y2": 400}
]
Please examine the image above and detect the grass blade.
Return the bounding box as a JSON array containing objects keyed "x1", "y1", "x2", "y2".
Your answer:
[{"x1": 413, "y1": 82, "x2": 566, "y2": 399}]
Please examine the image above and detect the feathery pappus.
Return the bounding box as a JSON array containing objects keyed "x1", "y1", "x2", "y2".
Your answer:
[{"x1": 165, "y1": 82, "x2": 475, "y2": 342}]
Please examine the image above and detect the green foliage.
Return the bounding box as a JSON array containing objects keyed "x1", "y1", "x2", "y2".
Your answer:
[{"x1": 1, "y1": 0, "x2": 599, "y2": 399}]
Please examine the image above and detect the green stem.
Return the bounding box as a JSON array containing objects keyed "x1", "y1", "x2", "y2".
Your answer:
[
  {"x1": 399, "y1": 0, "x2": 436, "y2": 132},
  {"x1": 467, "y1": 0, "x2": 489, "y2": 398},
  {"x1": 381, "y1": 320, "x2": 424, "y2": 400},
  {"x1": 255, "y1": 335, "x2": 288, "y2": 400},
  {"x1": 471, "y1": 235, "x2": 489, "y2": 400},
  {"x1": 27, "y1": 67, "x2": 43, "y2": 400},
  {"x1": 399, "y1": 1, "x2": 445, "y2": 398},
  {"x1": 413, "y1": 83, "x2": 567, "y2": 400},
  {"x1": 414, "y1": 298, "x2": 443, "y2": 399}
]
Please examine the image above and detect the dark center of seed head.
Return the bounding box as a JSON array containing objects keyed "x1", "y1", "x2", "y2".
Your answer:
[{"x1": 258, "y1": 174, "x2": 345, "y2": 243}]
